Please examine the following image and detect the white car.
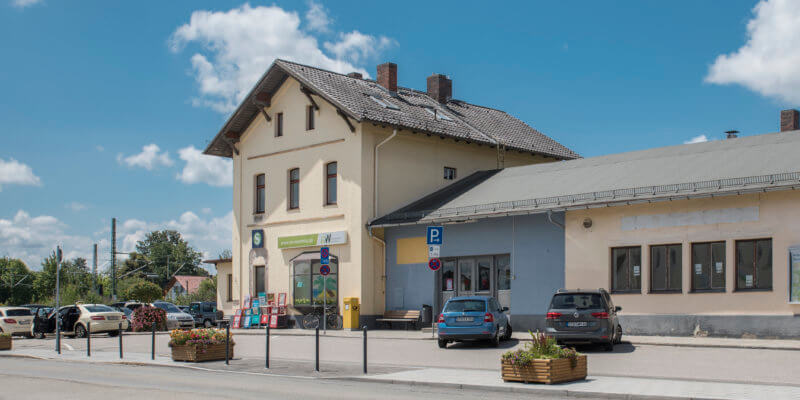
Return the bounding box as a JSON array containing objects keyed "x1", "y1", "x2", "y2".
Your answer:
[
  {"x1": 0, "y1": 307, "x2": 35, "y2": 337},
  {"x1": 58, "y1": 304, "x2": 129, "y2": 338},
  {"x1": 152, "y1": 302, "x2": 195, "y2": 330}
]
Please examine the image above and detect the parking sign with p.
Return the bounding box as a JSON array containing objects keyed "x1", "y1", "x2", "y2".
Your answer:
[{"x1": 427, "y1": 226, "x2": 443, "y2": 245}]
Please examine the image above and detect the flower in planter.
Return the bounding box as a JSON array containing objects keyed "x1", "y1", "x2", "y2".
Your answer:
[
  {"x1": 501, "y1": 331, "x2": 581, "y2": 368},
  {"x1": 169, "y1": 328, "x2": 234, "y2": 353}
]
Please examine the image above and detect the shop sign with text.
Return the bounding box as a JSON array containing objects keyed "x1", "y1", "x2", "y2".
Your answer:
[{"x1": 278, "y1": 231, "x2": 347, "y2": 249}]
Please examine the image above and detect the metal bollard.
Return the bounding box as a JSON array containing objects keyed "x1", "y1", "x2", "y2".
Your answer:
[
  {"x1": 151, "y1": 321, "x2": 156, "y2": 360},
  {"x1": 56, "y1": 316, "x2": 61, "y2": 354},
  {"x1": 118, "y1": 323, "x2": 123, "y2": 359},
  {"x1": 315, "y1": 327, "x2": 320, "y2": 372},
  {"x1": 86, "y1": 322, "x2": 91, "y2": 357},
  {"x1": 363, "y1": 325, "x2": 368, "y2": 374},
  {"x1": 265, "y1": 324, "x2": 270, "y2": 369},
  {"x1": 225, "y1": 324, "x2": 230, "y2": 365}
]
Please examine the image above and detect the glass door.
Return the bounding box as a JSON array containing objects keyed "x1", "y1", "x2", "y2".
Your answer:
[
  {"x1": 475, "y1": 256, "x2": 493, "y2": 296},
  {"x1": 458, "y1": 258, "x2": 476, "y2": 297},
  {"x1": 439, "y1": 259, "x2": 456, "y2": 313},
  {"x1": 495, "y1": 255, "x2": 511, "y2": 310}
]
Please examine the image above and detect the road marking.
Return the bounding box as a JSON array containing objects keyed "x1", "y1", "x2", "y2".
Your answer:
[{"x1": 63, "y1": 343, "x2": 74, "y2": 351}]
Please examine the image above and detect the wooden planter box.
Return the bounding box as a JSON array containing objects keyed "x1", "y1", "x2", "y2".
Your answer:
[
  {"x1": 0, "y1": 336, "x2": 11, "y2": 351},
  {"x1": 171, "y1": 342, "x2": 233, "y2": 362},
  {"x1": 501, "y1": 355, "x2": 587, "y2": 384}
]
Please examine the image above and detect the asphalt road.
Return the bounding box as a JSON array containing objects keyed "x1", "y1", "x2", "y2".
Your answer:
[
  {"x1": 14, "y1": 333, "x2": 800, "y2": 385},
  {"x1": 0, "y1": 357, "x2": 590, "y2": 400}
]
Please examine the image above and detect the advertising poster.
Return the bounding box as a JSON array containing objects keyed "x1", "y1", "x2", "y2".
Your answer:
[
  {"x1": 243, "y1": 313, "x2": 252, "y2": 328},
  {"x1": 790, "y1": 248, "x2": 800, "y2": 303}
]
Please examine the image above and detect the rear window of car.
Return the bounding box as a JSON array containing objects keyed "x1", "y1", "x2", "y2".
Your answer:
[
  {"x1": 551, "y1": 293, "x2": 604, "y2": 310},
  {"x1": 5, "y1": 308, "x2": 32, "y2": 316},
  {"x1": 85, "y1": 305, "x2": 115, "y2": 313},
  {"x1": 444, "y1": 300, "x2": 486, "y2": 313}
]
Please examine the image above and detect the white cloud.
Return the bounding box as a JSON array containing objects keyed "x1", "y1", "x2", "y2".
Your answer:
[
  {"x1": 65, "y1": 202, "x2": 88, "y2": 212},
  {"x1": 12, "y1": 0, "x2": 43, "y2": 9},
  {"x1": 176, "y1": 145, "x2": 232, "y2": 187},
  {"x1": 118, "y1": 144, "x2": 174, "y2": 170},
  {"x1": 706, "y1": 0, "x2": 800, "y2": 103},
  {"x1": 95, "y1": 145, "x2": 105, "y2": 152},
  {"x1": 0, "y1": 210, "x2": 93, "y2": 269},
  {"x1": 0, "y1": 158, "x2": 41, "y2": 191},
  {"x1": 324, "y1": 31, "x2": 395, "y2": 64},
  {"x1": 305, "y1": 1, "x2": 330, "y2": 32},
  {"x1": 201, "y1": 207, "x2": 212, "y2": 214},
  {"x1": 684, "y1": 135, "x2": 709, "y2": 144},
  {"x1": 169, "y1": 3, "x2": 392, "y2": 113}
]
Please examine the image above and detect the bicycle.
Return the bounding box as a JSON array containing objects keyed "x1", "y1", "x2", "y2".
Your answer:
[{"x1": 301, "y1": 304, "x2": 342, "y2": 330}]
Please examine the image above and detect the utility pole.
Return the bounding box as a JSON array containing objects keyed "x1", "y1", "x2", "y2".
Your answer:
[
  {"x1": 55, "y1": 245, "x2": 62, "y2": 353},
  {"x1": 111, "y1": 218, "x2": 117, "y2": 299},
  {"x1": 92, "y1": 243, "x2": 98, "y2": 294}
]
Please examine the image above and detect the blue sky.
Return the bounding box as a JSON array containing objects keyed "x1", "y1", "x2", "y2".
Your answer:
[{"x1": 1, "y1": 0, "x2": 797, "y2": 271}]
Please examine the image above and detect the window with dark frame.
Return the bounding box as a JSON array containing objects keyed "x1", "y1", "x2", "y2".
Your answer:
[
  {"x1": 255, "y1": 174, "x2": 265, "y2": 214},
  {"x1": 226, "y1": 274, "x2": 233, "y2": 302},
  {"x1": 275, "y1": 112, "x2": 284, "y2": 137},
  {"x1": 325, "y1": 162, "x2": 337, "y2": 205},
  {"x1": 736, "y1": 239, "x2": 772, "y2": 290},
  {"x1": 650, "y1": 244, "x2": 682, "y2": 292},
  {"x1": 443, "y1": 166, "x2": 456, "y2": 180},
  {"x1": 691, "y1": 242, "x2": 726, "y2": 291},
  {"x1": 254, "y1": 266, "x2": 265, "y2": 294},
  {"x1": 611, "y1": 246, "x2": 641, "y2": 292},
  {"x1": 289, "y1": 168, "x2": 300, "y2": 209},
  {"x1": 306, "y1": 105, "x2": 315, "y2": 130}
]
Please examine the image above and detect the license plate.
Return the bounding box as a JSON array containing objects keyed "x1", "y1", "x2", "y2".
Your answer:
[
  {"x1": 456, "y1": 316, "x2": 472, "y2": 322},
  {"x1": 566, "y1": 322, "x2": 588, "y2": 327},
  {"x1": 19, "y1": 320, "x2": 30, "y2": 325}
]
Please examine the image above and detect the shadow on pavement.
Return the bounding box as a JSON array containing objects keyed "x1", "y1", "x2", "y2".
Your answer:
[
  {"x1": 565, "y1": 342, "x2": 637, "y2": 354},
  {"x1": 442, "y1": 339, "x2": 520, "y2": 350}
]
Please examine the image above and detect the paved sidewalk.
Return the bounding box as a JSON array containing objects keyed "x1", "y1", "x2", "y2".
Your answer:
[
  {"x1": 348, "y1": 367, "x2": 800, "y2": 400},
  {"x1": 4, "y1": 348, "x2": 800, "y2": 399},
  {"x1": 226, "y1": 327, "x2": 800, "y2": 350}
]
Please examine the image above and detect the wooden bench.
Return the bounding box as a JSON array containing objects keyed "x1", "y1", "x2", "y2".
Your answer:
[{"x1": 376, "y1": 310, "x2": 421, "y2": 330}]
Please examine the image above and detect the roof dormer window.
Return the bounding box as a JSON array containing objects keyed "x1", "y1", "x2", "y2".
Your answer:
[{"x1": 369, "y1": 95, "x2": 400, "y2": 110}]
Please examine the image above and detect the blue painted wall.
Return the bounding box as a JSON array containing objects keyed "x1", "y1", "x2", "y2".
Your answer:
[{"x1": 384, "y1": 213, "x2": 565, "y2": 329}]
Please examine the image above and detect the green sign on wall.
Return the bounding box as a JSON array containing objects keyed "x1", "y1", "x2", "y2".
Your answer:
[{"x1": 278, "y1": 231, "x2": 347, "y2": 249}]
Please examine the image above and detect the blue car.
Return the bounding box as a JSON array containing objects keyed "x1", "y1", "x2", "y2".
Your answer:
[{"x1": 437, "y1": 296, "x2": 511, "y2": 348}]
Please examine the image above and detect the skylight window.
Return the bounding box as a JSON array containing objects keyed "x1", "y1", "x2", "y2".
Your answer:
[
  {"x1": 424, "y1": 107, "x2": 453, "y2": 121},
  {"x1": 369, "y1": 95, "x2": 400, "y2": 110}
]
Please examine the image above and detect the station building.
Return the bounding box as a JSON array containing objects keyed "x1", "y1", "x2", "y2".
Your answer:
[
  {"x1": 203, "y1": 59, "x2": 577, "y2": 326},
  {"x1": 371, "y1": 111, "x2": 800, "y2": 337}
]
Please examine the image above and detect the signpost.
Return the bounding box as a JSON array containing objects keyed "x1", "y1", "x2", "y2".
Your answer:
[
  {"x1": 428, "y1": 258, "x2": 442, "y2": 271},
  {"x1": 426, "y1": 226, "x2": 443, "y2": 245},
  {"x1": 320, "y1": 247, "x2": 330, "y2": 333},
  {"x1": 428, "y1": 245, "x2": 440, "y2": 258},
  {"x1": 427, "y1": 227, "x2": 443, "y2": 273}
]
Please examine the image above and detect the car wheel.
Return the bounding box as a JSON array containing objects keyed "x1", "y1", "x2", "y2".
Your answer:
[
  {"x1": 502, "y1": 323, "x2": 513, "y2": 340},
  {"x1": 203, "y1": 319, "x2": 212, "y2": 328},
  {"x1": 604, "y1": 340, "x2": 614, "y2": 352},
  {"x1": 437, "y1": 339, "x2": 448, "y2": 348},
  {"x1": 108, "y1": 330, "x2": 119, "y2": 337},
  {"x1": 75, "y1": 324, "x2": 87, "y2": 339},
  {"x1": 615, "y1": 325, "x2": 623, "y2": 344},
  {"x1": 490, "y1": 331, "x2": 500, "y2": 347}
]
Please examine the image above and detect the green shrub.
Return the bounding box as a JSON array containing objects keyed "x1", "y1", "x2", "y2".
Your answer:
[
  {"x1": 132, "y1": 306, "x2": 167, "y2": 332},
  {"x1": 501, "y1": 331, "x2": 580, "y2": 368},
  {"x1": 122, "y1": 279, "x2": 163, "y2": 303}
]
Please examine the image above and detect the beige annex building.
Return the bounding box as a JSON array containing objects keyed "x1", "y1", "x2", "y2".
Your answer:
[{"x1": 203, "y1": 60, "x2": 577, "y2": 324}]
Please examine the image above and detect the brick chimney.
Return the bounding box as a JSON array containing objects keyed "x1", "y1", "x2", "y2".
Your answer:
[
  {"x1": 427, "y1": 74, "x2": 452, "y2": 103},
  {"x1": 377, "y1": 62, "x2": 397, "y2": 92},
  {"x1": 780, "y1": 109, "x2": 799, "y2": 132}
]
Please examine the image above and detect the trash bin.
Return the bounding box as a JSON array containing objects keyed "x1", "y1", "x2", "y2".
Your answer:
[
  {"x1": 343, "y1": 297, "x2": 360, "y2": 330},
  {"x1": 420, "y1": 304, "x2": 432, "y2": 326}
]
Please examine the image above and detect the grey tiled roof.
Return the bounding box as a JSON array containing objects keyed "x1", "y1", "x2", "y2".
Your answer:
[{"x1": 204, "y1": 59, "x2": 579, "y2": 159}]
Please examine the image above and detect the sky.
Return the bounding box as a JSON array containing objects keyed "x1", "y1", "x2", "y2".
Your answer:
[{"x1": 1, "y1": 0, "x2": 799, "y2": 272}]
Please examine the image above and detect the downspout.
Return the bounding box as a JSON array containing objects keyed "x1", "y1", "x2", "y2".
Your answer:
[
  {"x1": 547, "y1": 210, "x2": 565, "y2": 229},
  {"x1": 374, "y1": 128, "x2": 398, "y2": 218}
]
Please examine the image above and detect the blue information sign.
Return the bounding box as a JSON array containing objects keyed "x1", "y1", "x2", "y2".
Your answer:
[
  {"x1": 427, "y1": 226, "x2": 443, "y2": 245},
  {"x1": 320, "y1": 246, "x2": 330, "y2": 265}
]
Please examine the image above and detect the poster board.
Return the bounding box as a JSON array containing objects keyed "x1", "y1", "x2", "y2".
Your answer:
[
  {"x1": 242, "y1": 295, "x2": 251, "y2": 310},
  {"x1": 250, "y1": 313, "x2": 260, "y2": 326},
  {"x1": 278, "y1": 293, "x2": 287, "y2": 306},
  {"x1": 260, "y1": 314, "x2": 270, "y2": 325},
  {"x1": 790, "y1": 247, "x2": 800, "y2": 303},
  {"x1": 243, "y1": 312, "x2": 252, "y2": 328},
  {"x1": 269, "y1": 314, "x2": 279, "y2": 328},
  {"x1": 232, "y1": 309, "x2": 243, "y2": 329}
]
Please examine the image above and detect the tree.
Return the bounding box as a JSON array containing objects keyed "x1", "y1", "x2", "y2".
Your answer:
[
  {"x1": 120, "y1": 230, "x2": 206, "y2": 289},
  {"x1": 218, "y1": 249, "x2": 232, "y2": 259},
  {"x1": 122, "y1": 278, "x2": 163, "y2": 303},
  {"x1": 32, "y1": 253, "x2": 95, "y2": 304},
  {"x1": 0, "y1": 258, "x2": 35, "y2": 305}
]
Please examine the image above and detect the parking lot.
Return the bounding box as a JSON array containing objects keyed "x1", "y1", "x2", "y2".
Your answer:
[{"x1": 9, "y1": 331, "x2": 800, "y2": 386}]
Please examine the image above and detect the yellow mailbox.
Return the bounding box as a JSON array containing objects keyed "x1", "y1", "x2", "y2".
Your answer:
[{"x1": 343, "y1": 297, "x2": 360, "y2": 330}]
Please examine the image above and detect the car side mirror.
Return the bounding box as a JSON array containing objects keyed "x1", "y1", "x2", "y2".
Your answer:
[
  {"x1": 501, "y1": 307, "x2": 509, "y2": 312},
  {"x1": 615, "y1": 306, "x2": 622, "y2": 312}
]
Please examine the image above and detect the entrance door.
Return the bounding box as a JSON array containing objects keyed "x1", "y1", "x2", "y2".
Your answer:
[
  {"x1": 458, "y1": 258, "x2": 476, "y2": 297},
  {"x1": 495, "y1": 255, "x2": 511, "y2": 310},
  {"x1": 439, "y1": 260, "x2": 456, "y2": 313},
  {"x1": 475, "y1": 256, "x2": 493, "y2": 296}
]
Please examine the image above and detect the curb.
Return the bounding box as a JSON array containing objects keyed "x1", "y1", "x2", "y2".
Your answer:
[
  {"x1": 336, "y1": 375, "x2": 716, "y2": 400},
  {"x1": 624, "y1": 340, "x2": 800, "y2": 352}
]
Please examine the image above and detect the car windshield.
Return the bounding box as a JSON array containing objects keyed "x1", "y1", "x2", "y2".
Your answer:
[
  {"x1": 154, "y1": 303, "x2": 182, "y2": 313},
  {"x1": 85, "y1": 305, "x2": 115, "y2": 313},
  {"x1": 551, "y1": 293, "x2": 604, "y2": 310},
  {"x1": 444, "y1": 300, "x2": 486, "y2": 313},
  {"x1": 5, "y1": 308, "x2": 32, "y2": 316}
]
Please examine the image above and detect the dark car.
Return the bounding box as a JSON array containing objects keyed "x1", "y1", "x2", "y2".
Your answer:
[
  {"x1": 188, "y1": 301, "x2": 224, "y2": 328},
  {"x1": 544, "y1": 289, "x2": 622, "y2": 351},
  {"x1": 26, "y1": 305, "x2": 55, "y2": 339}
]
